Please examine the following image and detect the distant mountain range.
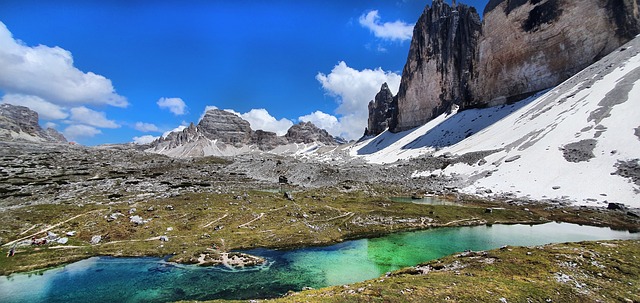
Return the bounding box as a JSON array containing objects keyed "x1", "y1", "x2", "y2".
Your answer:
[
  {"x1": 0, "y1": 104, "x2": 67, "y2": 144},
  {"x1": 146, "y1": 108, "x2": 342, "y2": 157}
]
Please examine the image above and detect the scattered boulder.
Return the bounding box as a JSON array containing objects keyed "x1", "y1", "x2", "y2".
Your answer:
[
  {"x1": 90, "y1": 235, "x2": 102, "y2": 245},
  {"x1": 159, "y1": 236, "x2": 169, "y2": 242},
  {"x1": 284, "y1": 192, "x2": 294, "y2": 201},
  {"x1": 607, "y1": 202, "x2": 627, "y2": 211}
]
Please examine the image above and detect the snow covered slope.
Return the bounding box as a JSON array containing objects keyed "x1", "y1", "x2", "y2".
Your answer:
[{"x1": 352, "y1": 36, "x2": 640, "y2": 208}]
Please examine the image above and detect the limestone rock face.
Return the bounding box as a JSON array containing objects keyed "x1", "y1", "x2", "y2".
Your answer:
[
  {"x1": 471, "y1": 0, "x2": 640, "y2": 108},
  {"x1": 394, "y1": 0, "x2": 481, "y2": 132},
  {"x1": 198, "y1": 109, "x2": 252, "y2": 147},
  {"x1": 285, "y1": 122, "x2": 336, "y2": 145},
  {"x1": 250, "y1": 130, "x2": 287, "y2": 150},
  {"x1": 380, "y1": 0, "x2": 640, "y2": 135},
  {"x1": 366, "y1": 83, "x2": 397, "y2": 136},
  {"x1": 0, "y1": 104, "x2": 67, "y2": 143}
]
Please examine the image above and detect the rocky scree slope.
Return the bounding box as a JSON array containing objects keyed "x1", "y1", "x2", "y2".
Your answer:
[
  {"x1": 148, "y1": 109, "x2": 338, "y2": 158},
  {"x1": 0, "y1": 104, "x2": 66, "y2": 143},
  {"x1": 368, "y1": 0, "x2": 640, "y2": 135}
]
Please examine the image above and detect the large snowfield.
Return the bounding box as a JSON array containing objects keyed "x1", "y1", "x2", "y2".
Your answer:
[{"x1": 351, "y1": 37, "x2": 640, "y2": 208}]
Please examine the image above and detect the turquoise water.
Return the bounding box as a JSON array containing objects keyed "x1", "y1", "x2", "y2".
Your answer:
[{"x1": 1, "y1": 222, "x2": 638, "y2": 302}]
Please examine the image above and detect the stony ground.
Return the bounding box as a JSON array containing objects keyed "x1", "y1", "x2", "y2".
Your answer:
[{"x1": 1, "y1": 141, "x2": 639, "y2": 302}]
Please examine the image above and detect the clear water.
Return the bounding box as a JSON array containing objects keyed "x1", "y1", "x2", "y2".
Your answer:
[
  {"x1": 389, "y1": 196, "x2": 459, "y2": 205},
  {"x1": 1, "y1": 222, "x2": 637, "y2": 302}
]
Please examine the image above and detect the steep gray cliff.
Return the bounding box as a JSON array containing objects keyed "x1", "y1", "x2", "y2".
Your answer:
[
  {"x1": 472, "y1": 0, "x2": 640, "y2": 108},
  {"x1": 394, "y1": 0, "x2": 481, "y2": 132},
  {"x1": 0, "y1": 104, "x2": 67, "y2": 143},
  {"x1": 368, "y1": 0, "x2": 640, "y2": 135},
  {"x1": 365, "y1": 83, "x2": 397, "y2": 136}
]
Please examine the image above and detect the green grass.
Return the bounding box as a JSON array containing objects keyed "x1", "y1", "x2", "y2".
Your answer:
[{"x1": 0, "y1": 188, "x2": 638, "y2": 277}]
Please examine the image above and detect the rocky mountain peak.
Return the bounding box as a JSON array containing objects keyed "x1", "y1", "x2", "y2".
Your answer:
[
  {"x1": 0, "y1": 104, "x2": 67, "y2": 143},
  {"x1": 285, "y1": 121, "x2": 336, "y2": 145},
  {"x1": 198, "y1": 109, "x2": 252, "y2": 147},
  {"x1": 365, "y1": 83, "x2": 396, "y2": 136}
]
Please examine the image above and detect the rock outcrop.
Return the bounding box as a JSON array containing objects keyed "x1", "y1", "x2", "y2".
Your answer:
[
  {"x1": 365, "y1": 83, "x2": 397, "y2": 136},
  {"x1": 0, "y1": 104, "x2": 67, "y2": 143},
  {"x1": 367, "y1": 0, "x2": 640, "y2": 135},
  {"x1": 285, "y1": 122, "x2": 336, "y2": 145}
]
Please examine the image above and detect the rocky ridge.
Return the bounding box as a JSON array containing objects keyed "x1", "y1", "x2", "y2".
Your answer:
[
  {"x1": 368, "y1": 0, "x2": 640, "y2": 135},
  {"x1": 149, "y1": 109, "x2": 339, "y2": 157},
  {"x1": 0, "y1": 104, "x2": 67, "y2": 143}
]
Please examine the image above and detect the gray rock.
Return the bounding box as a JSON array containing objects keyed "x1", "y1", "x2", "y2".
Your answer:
[
  {"x1": 285, "y1": 122, "x2": 337, "y2": 145},
  {"x1": 130, "y1": 215, "x2": 145, "y2": 225},
  {"x1": 159, "y1": 236, "x2": 169, "y2": 242},
  {"x1": 607, "y1": 202, "x2": 627, "y2": 211},
  {"x1": 90, "y1": 235, "x2": 102, "y2": 245},
  {"x1": 57, "y1": 237, "x2": 68, "y2": 244},
  {"x1": 0, "y1": 104, "x2": 67, "y2": 143},
  {"x1": 562, "y1": 139, "x2": 597, "y2": 163},
  {"x1": 366, "y1": 83, "x2": 397, "y2": 136}
]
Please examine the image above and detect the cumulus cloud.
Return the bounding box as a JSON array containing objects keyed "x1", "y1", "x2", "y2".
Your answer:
[
  {"x1": 132, "y1": 135, "x2": 159, "y2": 144},
  {"x1": 240, "y1": 109, "x2": 293, "y2": 136},
  {"x1": 359, "y1": 10, "x2": 413, "y2": 42},
  {"x1": 44, "y1": 122, "x2": 58, "y2": 129},
  {"x1": 134, "y1": 122, "x2": 159, "y2": 132},
  {"x1": 157, "y1": 97, "x2": 187, "y2": 115},
  {"x1": 0, "y1": 21, "x2": 127, "y2": 107},
  {"x1": 315, "y1": 61, "x2": 400, "y2": 140},
  {"x1": 0, "y1": 93, "x2": 68, "y2": 120},
  {"x1": 63, "y1": 124, "x2": 101, "y2": 141},
  {"x1": 69, "y1": 106, "x2": 119, "y2": 128}
]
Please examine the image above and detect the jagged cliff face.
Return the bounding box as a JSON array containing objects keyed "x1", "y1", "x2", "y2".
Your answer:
[
  {"x1": 0, "y1": 104, "x2": 67, "y2": 143},
  {"x1": 371, "y1": 0, "x2": 640, "y2": 135},
  {"x1": 472, "y1": 0, "x2": 640, "y2": 107},
  {"x1": 394, "y1": 0, "x2": 481, "y2": 132},
  {"x1": 365, "y1": 83, "x2": 396, "y2": 136}
]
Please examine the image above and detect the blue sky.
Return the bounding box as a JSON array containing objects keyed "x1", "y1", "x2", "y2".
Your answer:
[{"x1": 0, "y1": 0, "x2": 489, "y2": 145}]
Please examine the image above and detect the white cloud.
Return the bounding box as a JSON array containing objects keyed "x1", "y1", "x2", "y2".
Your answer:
[
  {"x1": 0, "y1": 93, "x2": 68, "y2": 120},
  {"x1": 316, "y1": 61, "x2": 400, "y2": 140},
  {"x1": 63, "y1": 124, "x2": 101, "y2": 141},
  {"x1": 0, "y1": 21, "x2": 127, "y2": 108},
  {"x1": 134, "y1": 122, "x2": 159, "y2": 132},
  {"x1": 69, "y1": 106, "x2": 119, "y2": 128},
  {"x1": 157, "y1": 97, "x2": 187, "y2": 115},
  {"x1": 240, "y1": 109, "x2": 293, "y2": 136},
  {"x1": 44, "y1": 122, "x2": 58, "y2": 129},
  {"x1": 132, "y1": 135, "x2": 159, "y2": 144},
  {"x1": 359, "y1": 10, "x2": 414, "y2": 42}
]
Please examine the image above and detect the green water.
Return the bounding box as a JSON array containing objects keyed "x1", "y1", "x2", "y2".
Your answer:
[
  {"x1": 1, "y1": 222, "x2": 638, "y2": 302},
  {"x1": 389, "y1": 196, "x2": 458, "y2": 205}
]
